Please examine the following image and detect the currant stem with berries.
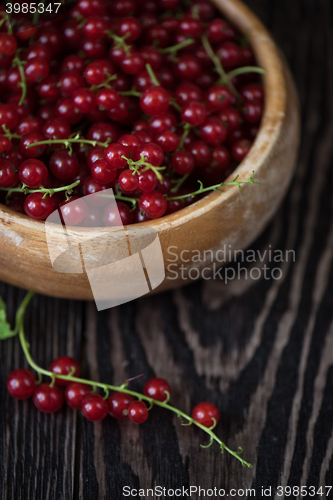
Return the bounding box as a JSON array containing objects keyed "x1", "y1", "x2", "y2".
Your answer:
[
  {"x1": 167, "y1": 171, "x2": 261, "y2": 201},
  {"x1": 0, "y1": 179, "x2": 80, "y2": 200},
  {"x1": 2, "y1": 292, "x2": 252, "y2": 468}
]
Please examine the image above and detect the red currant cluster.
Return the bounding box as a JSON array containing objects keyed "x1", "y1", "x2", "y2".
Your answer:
[
  {"x1": 0, "y1": 0, "x2": 264, "y2": 225},
  {"x1": 7, "y1": 360, "x2": 219, "y2": 427}
]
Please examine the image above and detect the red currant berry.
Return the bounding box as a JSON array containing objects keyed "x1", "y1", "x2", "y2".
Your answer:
[
  {"x1": 0, "y1": 32, "x2": 17, "y2": 64},
  {"x1": 108, "y1": 391, "x2": 135, "y2": 419},
  {"x1": 206, "y1": 85, "x2": 234, "y2": 112},
  {"x1": 20, "y1": 132, "x2": 45, "y2": 158},
  {"x1": 216, "y1": 41, "x2": 241, "y2": 69},
  {"x1": 81, "y1": 394, "x2": 108, "y2": 421},
  {"x1": 118, "y1": 16, "x2": 142, "y2": 41},
  {"x1": 65, "y1": 382, "x2": 91, "y2": 409},
  {"x1": 0, "y1": 103, "x2": 18, "y2": 130},
  {"x1": 128, "y1": 401, "x2": 149, "y2": 423},
  {"x1": 155, "y1": 130, "x2": 180, "y2": 152},
  {"x1": 181, "y1": 101, "x2": 207, "y2": 126},
  {"x1": 117, "y1": 134, "x2": 142, "y2": 157},
  {"x1": 91, "y1": 160, "x2": 117, "y2": 184},
  {"x1": 175, "y1": 82, "x2": 203, "y2": 107},
  {"x1": 19, "y1": 159, "x2": 48, "y2": 188},
  {"x1": 171, "y1": 150, "x2": 195, "y2": 175},
  {"x1": 143, "y1": 378, "x2": 171, "y2": 402},
  {"x1": 191, "y1": 402, "x2": 220, "y2": 428},
  {"x1": 87, "y1": 122, "x2": 118, "y2": 144},
  {"x1": 207, "y1": 19, "x2": 236, "y2": 44},
  {"x1": 241, "y1": 83, "x2": 264, "y2": 103},
  {"x1": 137, "y1": 169, "x2": 158, "y2": 193},
  {"x1": 49, "y1": 356, "x2": 81, "y2": 386},
  {"x1": 104, "y1": 201, "x2": 133, "y2": 226},
  {"x1": 24, "y1": 193, "x2": 54, "y2": 220},
  {"x1": 189, "y1": 140, "x2": 212, "y2": 167},
  {"x1": 6, "y1": 369, "x2": 36, "y2": 400},
  {"x1": 83, "y1": 15, "x2": 107, "y2": 40},
  {"x1": 60, "y1": 197, "x2": 88, "y2": 226},
  {"x1": 140, "y1": 86, "x2": 170, "y2": 116},
  {"x1": 218, "y1": 106, "x2": 242, "y2": 132},
  {"x1": 49, "y1": 151, "x2": 79, "y2": 180},
  {"x1": 16, "y1": 116, "x2": 43, "y2": 136},
  {"x1": 24, "y1": 57, "x2": 49, "y2": 84},
  {"x1": 211, "y1": 145, "x2": 230, "y2": 169},
  {"x1": 200, "y1": 117, "x2": 228, "y2": 146},
  {"x1": 32, "y1": 384, "x2": 64, "y2": 413},
  {"x1": 232, "y1": 139, "x2": 252, "y2": 162},
  {"x1": 138, "y1": 191, "x2": 167, "y2": 219},
  {"x1": 119, "y1": 169, "x2": 138, "y2": 192},
  {"x1": 134, "y1": 143, "x2": 164, "y2": 166},
  {"x1": 0, "y1": 135, "x2": 11, "y2": 153},
  {"x1": 104, "y1": 144, "x2": 128, "y2": 169},
  {"x1": 43, "y1": 118, "x2": 71, "y2": 141},
  {"x1": 72, "y1": 88, "x2": 97, "y2": 114},
  {"x1": 242, "y1": 100, "x2": 263, "y2": 124},
  {"x1": 59, "y1": 70, "x2": 85, "y2": 98},
  {"x1": 0, "y1": 159, "x2": 18, "y2": 188},
  {"x1": 96, "y1": 88, "x2": 120, "y2": 111}
]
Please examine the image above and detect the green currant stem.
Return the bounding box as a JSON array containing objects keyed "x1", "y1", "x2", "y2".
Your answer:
[
  {"x1": 122, "y1": 154, "x2": 166, "y2": 182},
  {"x1": 118, "y1": 90, "x2": 141, "y2": 97},
  {"x1": 170, "y1": 98, "x2": 182, "y2": 113},
  {"x1": 26, "y1": 136, "x2": 111, "y2": 150},
  {"x1": 14, "y1": 291, "x2": 252, "y2": 469},
  {"x1": 0, "y1": 11, "x2": 13, "y2": 34},
  {"x1": 178, "y1": 123, "x2": 191, "y2": 150},
  {"x1": 0, "y1": 180, "x2": 80, "y2": 199},
  {"x1": 167, "y1": 171, "x2": 261, "y2": 201},
  {"x1": 171, "y1": 173, "x2": 189, "y2": 193},
  {"x1": 106, "y1": 31, "x2": 131, "y2": 55},
  {"x1": 145, "y1": 64, "x2": 160, "y2": 87},
  {"x1": 99, "y1": 192, "x2": 138, "y2": 209},
  {"x1": 201, "y1": 35, "x2": 240, "y2": 99},
  {"x1": 159, "y1": 38, "x2": 195, "y2": 54},
  {"x1": 226, "y1": 66, "x2": 266, "y2": 80},
  {"x1": 89, "y1": 73, "x2": 117, "y2": 91},
  {"x1": 12, "y1": 52, "x2": 27, "y2": 106},
  {"x1": 2, "y1": 124, "x2": 21, "y2": 140}
]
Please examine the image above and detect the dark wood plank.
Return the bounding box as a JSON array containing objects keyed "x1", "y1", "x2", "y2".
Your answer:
[{"x1": 0, "y1": 288, "x2": 84, "y2": 500}]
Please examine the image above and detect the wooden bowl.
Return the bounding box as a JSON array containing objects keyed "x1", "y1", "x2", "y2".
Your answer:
[{"x1": 0, "y1": 0, "x2": 300, "y2": 300}]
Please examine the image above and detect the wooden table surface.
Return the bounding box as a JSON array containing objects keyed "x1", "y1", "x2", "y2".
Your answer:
[{"x1": 1, "y1": 0, "x2": 332, "y2": 498}]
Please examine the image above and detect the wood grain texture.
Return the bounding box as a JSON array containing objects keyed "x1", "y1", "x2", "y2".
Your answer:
[{"x1": 1, "y1": 0, "x2": 333, "y2": 499}]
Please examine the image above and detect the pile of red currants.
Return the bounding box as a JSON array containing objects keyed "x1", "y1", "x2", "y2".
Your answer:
[
  {"x1": 7, "y1": 357, "x2": 220, "y2": 426},
  {"x1": 0, "y1": 0, "x2": 264, "y2": 226}
]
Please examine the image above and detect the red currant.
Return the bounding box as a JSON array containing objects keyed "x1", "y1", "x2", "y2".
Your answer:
[
  {"x1": 60, "y1": 197, "x2": 88, "y2": 226},
  {"x1": 143, "y1": 378, "x2": 171, "y2": 402},
  {"x1": 49, "y1": 356, "x2": 81, "y2": 386},
  {"x1": 108, "y1": 391, "x2": 135, "y2": 419},
  {"x1": 65, "y1": 382, "x2": 91, "y2": 409},
  {"x1": 6, "y1": 369, "x2": 36, "y2": 400},
  {"x1": 18, "y1": 159, "x2": 48, "y2": 188},
  {"x1": 138, "y1": 191, "x2": 167, "y2": 219},
  {"x1": 81, "y1": 394, "x2": 108, "y2": 421},
  {"x1": 128, "y1": 401, "x2": 149, "y2": 423},
  {"x1": 191, "y1": 402, "x2": 220, "y2": 428},
  {"x1": 32, "y1": 384, "x2": 64, "y2": 413}
]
